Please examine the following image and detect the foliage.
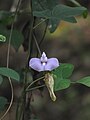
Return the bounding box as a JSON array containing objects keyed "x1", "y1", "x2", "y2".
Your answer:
[
  {"x1": 32, "y1": 0, "x2": 87, "y2": 32},
  {"x1": 0, "y1": 97, "x2": 7, "y2": 112},
  {"x1": 0, "y1": 25, "x2": 24, "y2": 50},
  {"x1": 0, "y1": 75, "x2": 3, "y2": 85},
  {"x1": 52, "y1": 64, "x2": 74, "y2": 91},
  {"x1": 0, "y1": 67, "x2": 20, "y2": 81},
  {"x1": 76, "y1": 76, "x2": 90, "y2": 87}
]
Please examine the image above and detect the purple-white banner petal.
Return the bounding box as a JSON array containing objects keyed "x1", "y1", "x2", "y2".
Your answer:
[
  {"x1": 29, "y1": 58, "x2": 44, "y2": 72},
  {"x1": 45, "y1": 58, "x2": 59, "y2": 71}
]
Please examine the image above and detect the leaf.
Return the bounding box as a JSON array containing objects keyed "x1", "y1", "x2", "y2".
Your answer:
[
  {"x1": 33, "y1": 10, "x2": 51, "y2": 18},
  {"x1": 54, "y1": 79, "x2": 71, "y2": 91},
  {"x1": 76, "y1": 76, "x2": 90, "y2": 87},
  {"x1": 0, "y1": 75, "x2": 3, "y2": 85},
  {"x1": 0, "y1": 97, "x2": 7, "y2": 112},
  {"x1": 0, "y1": 34, "x2": 6, "y2": 42},
  {"x1": 32, "y1": 0, "x2": 47, "y2": 11},
  {"x1": 52, "y1": 63, "x2": 74, "y2": 91},
  {"x1": 48, "y1": 18, "x2": 60, "y2": 33},
  {"x1": 82, "y1": 10, "x2": 88, "y2": 18},
  {"x1": 52, "y1": 5, "x2": 87, "y2": 18},
  {"x1": 11, "y1": 30, "x2": 24, "y2": 50},
  {"x1": 32, "y1": 0, "x2": 58, "y2": 11},
  {"x1": 0, "y1": 67, "x2": 20, "y2": 81},
  {"x1": 53, "y1": 63, "x2": 74, "y2": 79},
  {"x1": 62, "y1": 64, "x2": 74, "y2": 78},
  {"x1": 0, "y1": 11, "x2": 14, "y2": 25},
  {"x1": 45, "y1": 0, "x2": 58, "y2": 10},
  {"x1": 62, "y1": 16, "x2": 77, "y2": 23},
  {"x1": 33, "y1": 4, "x2": 87, "y2": 32},
  {"x1": 0, "y1": 25, "x2": 24, "y2": 50}
]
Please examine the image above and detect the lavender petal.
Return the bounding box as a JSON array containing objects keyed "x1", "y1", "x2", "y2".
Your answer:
[
  {"x1": 29, "y1": 58, "x2": 44, "y2": 72},
  {"x1": 45, "y1": 58, "x2": 59, "y2": 71}
]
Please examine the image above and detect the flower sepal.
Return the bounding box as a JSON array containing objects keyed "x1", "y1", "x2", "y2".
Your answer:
[{"x1": 44, "y1": 72, "x2": 56, "y2": 101}]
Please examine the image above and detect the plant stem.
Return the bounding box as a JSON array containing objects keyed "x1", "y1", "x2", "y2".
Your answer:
[
  {"x1": 27, "y1": 17, "x2": 34, "y2": 62},
  {"x1": 33, "y1": 33, "x2": 42, "y2": 56},
  {"x1": 33, "y1": 19, "x2": 47, "y2": 30},
  {"x1": 26, "y1": 84, "x2": 45, "y2": 92},
  {"x1": 39, "y1": 19, "x2": 48, "y2": 48},
  {"x1": 26, "y1": 76, "x2": 45, "y2": 91},
  {"x1": 69, "y1": 0, "x2": 81, "y2": 6},
  {"x1": 22, "y1": 0, "x2": 34, "y2": 119}
]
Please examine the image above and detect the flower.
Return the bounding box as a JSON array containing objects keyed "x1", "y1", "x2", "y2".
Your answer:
[{"x1": 29, "y1": 52, "x2": 59, "y2": 72}]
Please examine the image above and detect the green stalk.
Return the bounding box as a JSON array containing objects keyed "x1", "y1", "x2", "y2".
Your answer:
[
  {"x1": 21, "y1": 0, "x2": 35, "y2": 120},
  {"x1": 26, "y1": 84, "x2": 45, "y2": 92},
  {"x1": 26, "y1": 76, "x2": 45, "y2": 91}
]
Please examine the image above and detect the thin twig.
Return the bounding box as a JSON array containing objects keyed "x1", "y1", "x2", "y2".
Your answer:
[
  {"x1": 26, "y1": 76, "x2": 45, "y2": 91},
  {"x1": 7, "y1": 0, "x2": 21, "y2": 68},
  {"x1": 27, "y1": 0, "x2": 34, "y2": 64},
  {"x1": 39, "y1": 20, "x2": 48, "y2": 48},
  {"x1": 69, "y1": 0, "x2": 81, "y2": 6},
  {"x1": 26, "y1": 84, "x2": 45, "y2": 92},
  {"x1": 33, "y1": 33, "x2": 42, "y2": 56},
  {"x1": 33, "y1": 19, "x2": 46, "y2": 30}
]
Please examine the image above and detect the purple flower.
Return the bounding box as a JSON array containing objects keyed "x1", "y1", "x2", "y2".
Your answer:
[{"x1": 29, "y1": 52, "x2": 59, "y2": 72}]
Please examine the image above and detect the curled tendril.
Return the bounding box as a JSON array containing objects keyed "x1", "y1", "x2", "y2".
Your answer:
[{"x1": 0, "y1": 35, "x2": 6, "y2": 42}]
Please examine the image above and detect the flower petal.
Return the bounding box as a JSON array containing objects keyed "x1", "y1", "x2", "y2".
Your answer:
[
  {"x1": 45, "y1": 58, "x2": 59, "y2": 71},
  {"x1": 41, "y1": 52, "x2": 47, "y2": 62},
  {"x1": 29, "y1": 58, "x2": 44, "y2": 72}
]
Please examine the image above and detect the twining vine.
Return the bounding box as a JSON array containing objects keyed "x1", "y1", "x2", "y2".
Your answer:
[{"x1": 0, "y1": 0, "x2": 22, "y2": 119}]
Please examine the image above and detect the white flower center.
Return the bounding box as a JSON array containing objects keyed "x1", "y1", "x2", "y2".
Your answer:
[{"x1": 40, "y1": 52, "x2": 48, "y2": 65}]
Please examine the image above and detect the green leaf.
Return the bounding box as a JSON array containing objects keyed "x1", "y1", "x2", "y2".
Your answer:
[
  {"x1": 32, "y1": 0, "x2": 58, "y2": 11},
  {"x1": 48, "y1": 17, "x2": 77, "y2": 33},
  {"x1": 48, "y1": 18, "x2": 60, "y2": 33},
  {"x1": 52, "y1": 5, "x2": 87, "y2": 18},
  {"x1": 45, "y1": 0, "x2": 58, "y2": 10},
  {"x1": 0, "y1": 25, "x2": 24, "y2": 50},
  {"x1": 76, "y1": 76, "x2": 90, "y2": 87},
  {"x1": 0, "y1": 97, "x2": 7, "y2": 112},
  {"x1": 62, "y1": 16, "x2": 77, "y2": 23},
  {"x1": 11, "y1": 30, "x2": 24, "y2": 50},
  {"x1": 33, "y1": 4, "x2": 87, "y2": 32},
  {"x1": 0, "y1": 67, "x2": 20, "y2": 81},
  {"x1": 82, "y1": 10, "x2": 88, "y2": 18},
  {"x1": 33, "y1": 9, "x2": 51, "y2": 18},
  {"x1": 61, "y1": 64, "x2": 74, "y2": 78},
  {"x1": 32, "y1": 0, "x2": 46, "y2": 11},
  {"x1": 0, "y1": 34, "x2": 6, "y2": 42},
  {"x1": 53, "y1": 64, "x2": 74, "y2": 79},
  {"x1": 54, "y1": 79, "x2": 71, "y2": 91},
  {"x1": 52, "y1": 63, "x2": 74, "y2": 91},
  {"x1": 0, "y1": 75, "x2": 3, "y2": 85},
  {"x1": 0, "y1": 11, "x2": 14, "y2": 25}
]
